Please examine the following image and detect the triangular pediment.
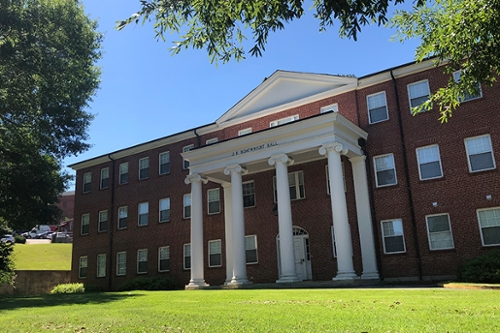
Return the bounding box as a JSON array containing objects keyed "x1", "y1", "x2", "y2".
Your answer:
[{"x1": 217, "y1": 70, "x2": 357, "y2": 125}]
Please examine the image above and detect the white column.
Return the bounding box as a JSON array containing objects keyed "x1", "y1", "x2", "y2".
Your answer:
[
  {"x1": 319, "y1": 143, "x2": 357, "y2": 280},
  {"x1": 184, "y1": 174, "x2": 209, "y2": 288},
  {"x1": 223, "y1": 165, "x2": 250, "y2": 285},
  {"x1": 269, "y1": 153, "x2": 299, "y2": 283},
  {"x1": 222, "y1": 182, "x2": 234, "y2": 284},
  {"x1": 350, "y1": 155, "x2": 379, "y2": 280}
]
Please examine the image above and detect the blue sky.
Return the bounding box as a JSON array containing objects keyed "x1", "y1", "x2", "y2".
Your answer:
[{"x1": 64, "y1": 0, "x2": 420, "y2": 189}]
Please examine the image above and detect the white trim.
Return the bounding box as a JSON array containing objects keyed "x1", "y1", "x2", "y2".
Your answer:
[
  {"x1": 373, "y1": 154, "x2": 397, "y2": 188},
  {"x1": 139, "y1": 157, "x2": 149, "y2": 180},
  {"x1": 183, "y1": 243, "x2": 191, "y2": 270},
  {"x1": 159, "y1": 151, "x2": 170, "y2": 175},
  {"x1": 119, "y1": 162, "x2": 128, "y2": 185},
  {"x1": 273, "y1": 170, "x2": 305, "y2": 202},
  {"x1": 96, "y1": 254, "x2": 106, "y2": 278},
  {"x1": 207, "y1": 188, "x2": 221, "y2": 215},
  {"x1": 183, "y1": 144, "x2": 194, "y2": 169},
  {"x1": 453, "y1": 70, "x2": 482, "y2": 102},
  {"x1": 138, "y1": 202, "x2": 149, "y2": 226},
  {"x1": 78, "y1": 256, "x2": 88, "y2": 279},
  {"x1": 245, "y1": 235, "x2": 258, "y2": 264},
  {"x1": 206, "y1": 138, "x2": 218, "y2": 145},
  {"x1": 331, "y1": 226, "x2": 337, "y2": 258},
  {"x1": 464, "y1": 134, "x2": 496, "y2": 173},
  {"x1": 381, "y1": 219, "x2": 406, "y2": 254},
  {"x1": 326, "y1": 163, "x2": 346, "y2": 194},
  {"x1": 81, "y1": 213, "x2": 89, "y2": 235},
  {"x1": 416, "y1": 145, "x2": 443, "y2": 181},
  {"x1": 98, "y1": 210, "x2": 108, "y2": 232},
  {"x1": 270, "y1": 114, "x2": 299, "y2": 128},
  {"x1": 366, "y1": 91, "x2": 389, "y2": 124},
  {"x1": 407, "y1": 79, "x2": 430, "y2": 110},
  {"x1": 208, "y1": 239, "x2": 222, "y2": 267},
  {"x1": 83, "y1": 172, "x2": 91, "y2": 193},
  {"x1": 476, "y1": 207, "x2": 500, "y2": 247},
  {"x1": 117, "y1": 206, "x2": 128, "y2": 230},
  {"x1": 242, "y1": 180, "x2": 256, "y2": 208},
  {"x1": 320, "y1": 103, "x2": 338, "y2": 113},
  {"x1": 137, "y1": 249, "x2": 148, "y2": 274},
  {"x1": 159, "y1": 197, "x2": 171, "y2": 223},
  {"x1": 116, "y1": 251, "x2": 126, "y2": 276},
  {"x1": 238, "y1": 128, "x2": 252, "y2": 136},
  {"x1": 183, "y1": 193, "x2": 191, "y2": 219},
  {"x1": 425, "y1": 213, "x2": 454, "y2": 251},
  {"x1": 100, "y1": 167, "x2": 109, "y2": 189},
  {"x1": 158, "y1": 246, "x2": 170, "y2": 272}
]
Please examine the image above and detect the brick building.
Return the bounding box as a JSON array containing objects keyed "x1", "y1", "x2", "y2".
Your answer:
[{"x1": 69, "y1": 59, "x2": 500, "y2": 290}]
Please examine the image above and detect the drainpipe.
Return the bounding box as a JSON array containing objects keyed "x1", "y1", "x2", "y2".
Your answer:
[
  {"x1": 390, "y1": 70, "x2": 423, "y2": 281},
  {"x1": 107, "y1": 154, "x2": 116, "y2": 290},
  {"x1": 194, "y1": 128, "x2": 201, "y2": 147}
]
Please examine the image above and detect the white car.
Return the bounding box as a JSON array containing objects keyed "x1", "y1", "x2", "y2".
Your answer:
[{"x1": 1, "y1": 234, "x2": 15, "y2": 244}]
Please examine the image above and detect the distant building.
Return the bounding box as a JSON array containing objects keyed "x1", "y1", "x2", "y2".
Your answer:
[
  {"x1": 69, "y1": 59, "x2": 500, "y2": 290},
  {"x1": 56, "y1": 191, "x2": 74, "y2": 232}
]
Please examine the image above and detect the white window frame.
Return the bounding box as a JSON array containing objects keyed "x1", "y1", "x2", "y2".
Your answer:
[
  {"x1": 453, "y1": 71, "x2": 482, "y2": 102},
  {"x1": 138, "y1": 202, "x2": 149, "y2": 226},
  {"x1": 464, "y1": 134, "x2": 496, "y2": 173},
  {"x1": 207, "y1": 188, "x2": 221, "y2": 214},
  {"x1": 97, "y1": 254, "x2": 106, "y2": 278},
  {"x1": 78, "y1": 256, "x2": 88, "y2": 279},
  {"x1": 116, "y1": 252, "x2": 126, "y2": 276},
  {"x1": 381, "y1": 219, "x2": 406, "y2": 254},
  {"x1": 425, "y1": 213, "x2": 455, "y2": 250},
  {"x1": 243, "y1": 181, "x2": 256, "y2": 208},
  {"x1": 270, "y1": 114, "x2": 299, "y2": 127},
  {"x1": 477, "y1": 207, "x2": 500, "y2": 246},
  {"x1": 100, "y1": 167, "x2": 109, "y2": 189},
  {"x1": 137, "y1": 249, "x2": 148, "y2": 274},
  {"x1": 119, "y1": 162, "x2": 128, "y2": 185},
  {"x1": 238, "y1": 128, "x2": 252, "y2": 136},
  {"x1": 407, "y1": 80, "x2": 430, "y2": 110},
  {"x1": 183, "y1": 244, "x2": 191, "y2": 270},
  {"x1": 331, "y1": 226, "x2": 337, "y2": 258},
  {"x1": 273, "y1": 170, "x2": 305, "y2": 202},
  {"x1": 183, "y1": 144, "x2": 194, "y2": 169},
  {"x1": 183, "y1": 194, "x2": 191, "y2": 219},
  {"x1": 208, "y1": 239, "x2": 222, "y2": 267},
  {"x1": 98, "y1": 210, "x2": 108, "y2": 232},
  {"x1": 81, "y1": 214, "x2": 90, "y2": 235},
  {"x1": 206, "y1": 138, "x2": 218, "y2": 145},
  {"x1": 320, "y1": 103, "x2": 338, "y2": 113},
  {"x1": 139, "y1": 157, "x2": 149, "y2": 180},
  {"x1": 159, "y1": 198, "x2": 171, "y2": 223},
  {"x1": 326, "y1": 164, "x2": 346, "y2": 194},
  {"x1": 374, "y1": 154, "x2": 397, "y2": 187},
  {"x1": 367, "y1": 91, "x2": 389, "y2": 124},
  {"x1": 83, "y1": 172, "x2": 91, "y2": 193},
  {"x1": 416, "y1": 145, "x2": 443, "y2": 180},
  {"x1": 158, "y1": 246, "x2": 170, "y2": 272},
  {"x1": 245, "y1": 235, "x2": 258, "y2": 264},
  {"x1": 159, "y1": 151, "x2": 170, "y2": 175},
  {"x1": 117, "y1": 206, "x2": 128, "y2": 230}
]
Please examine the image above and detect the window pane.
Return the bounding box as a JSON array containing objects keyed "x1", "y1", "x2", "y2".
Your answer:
[
  {"x1": 420, "y1": 162, "x2": 442, "y2": 179},
  {"x1": 470, "y1": 152, "x2": 494, "y2": 171}
]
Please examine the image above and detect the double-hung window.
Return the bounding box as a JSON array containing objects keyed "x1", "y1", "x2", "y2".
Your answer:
[
  {"x1": 183, "y1": 194, "x2": 191, "y2": 219},
  {"x1": 243, "y1": 181, "x2": 255, "y2": 207},
  {"x1": 245, "y1": 235, "x2": 258, "y2": 264},
  {"x1": 208, "y1": 240, "x2": 222, "y2": 267},
  {"x1": 83, "y1": 172, "x2": 91, "y2": 193},
  {"x1": 477, "y1": 208, "x2": 500, "y2": 246},
  {"x1": 138, "y1": 202, "x2": 149, "y2": 226},
  {"x1": 100, "y1": 168, "x2": 109, "y2": 189},
  {"x1": 116, "y1": 252, "x2": 126, "y2": 276},
  {"x1": 79, "y1": 256, "x2": 88, "y2": 279},
  {"x1": 320, "y1": 103, "x2": 338, "y2": 113},
  {"x1": 183, "y1": 244, "x2": 191, "y2": 269},
  {"x1": 139, "y1": 157, "x2": 149, "y2": 180},
  {"x1": 158, "y1": 246, "x2": 170, "y2": 272},
  {"x1": 453, "y1": 71, "x2": 482, "y2": 102},
  {"x1": 367, "y1": 92, "x2": 388, "y2": 124},
  {"x1": 97, "y1": 254, "x2": 106, "y2": 278},
  {"x1": 407, "y1": 80, "x2": 430, "y2": 109},
  {"x1": 416, "y1": 145, "x2": 443, "y2": 180},
  {"x1": 118, "y1": 206, "x2": 128, "y2": 229},
  {"x1": 238, "y1": 128, "x2": 252, "y2": 136},
  {"x1": 159, "y1": 198, "x2": 170, "y2": 222},
  {"x1": 465, "y1": 135, "x2": 496, "y2": 172},
  {"x1": 98, "y1": 210, "x2": 108, "y2": 232},
  {"x1": 159, "y1": 152, "x2": 170, "y2": 175},
  {"x1": 270, "y1": 115, "x2": 299, "y2": 127},
  {"x1": 426, "y1": 214, "x2": 454, "y2": 250},
  {"x1": 208, "y1": 188, "x2": 220, "y2": 214},
  {"x1": 381, "y1": 219, "x2": 406, "y2": 254},
  {"x1": 206, "y1": 138, "x2": 218, "y2": 145},
  {"x1": 119, "y1": 162, "x2": 128, "y2": 185},
  {"x1": 273, "y1": 171, "x2": 305, "y2": 202},
  {"x1": 81, "y1": 214, "x2": 90, "y2": 235},
  {"x1": 183, "y1": 144, "x2": 194, "y2": 169},
  {"x1": 374, "y1": 154, "x2": 397, "y2": 187},
  {"x1": 137, "y1": 249, "x2": 148, "y2": 274}
]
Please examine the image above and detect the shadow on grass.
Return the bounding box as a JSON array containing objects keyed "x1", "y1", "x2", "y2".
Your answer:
[{"x1": 0, "y1": 292, "x2": 144, "y2": 311}]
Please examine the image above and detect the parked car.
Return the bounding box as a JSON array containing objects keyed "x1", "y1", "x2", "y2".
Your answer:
[
  {"x1": 1, "y1": 234, "x2": 15, "y2": 244},
  {"x1": 35, "y1": 231, "x2": 52, "y2": 239}
]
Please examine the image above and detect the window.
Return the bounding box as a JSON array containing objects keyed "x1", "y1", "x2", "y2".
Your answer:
[
  {"x1": 407, "y1": 80, "x2": 430, "y2": 109},
  {"x1": 183, "y1": 244, "x2": 191, "y2": 269},
  {"x1": 453, "y1": 71, "x2": 482, "y2": 102},
  {"x1": 270, "y1": 115, "x2": 299, "y2": 127},
  {"x1": 100, "y1": 168, "x2": 109, "y2": 189},
  {"x1": 119, "y1": 162, "x2": 128, "y2": 185},
  {"x1": 79, "y1": 256, "x2": 88, "y2": 279},
  {"x1": 477, "y1": 208, "x2": 500, "y2": 246},
  {"x1": 138, "y1": 202, "x2": 149, "y2": 226},
  {"x1": 159, "y1": 152, "x2": 170, "y2": 175},
  {"x1": 97, "y1": 254, "x2": 106, "y2": 278},
  {"x1": 206, "y1": 138, "x2": 218, "y2": 145},
  {"x1": 158, "y1": 246, "x2": 170, "y2": 272},
  {"x1": 331, "y1": 226, "x2": 337, "y2": 258},
  {"x1": 208, "y1": 240, "x2": 222, "y2": 267},
  {"x1": 245, "y1": 235, "x2": 258, "y2": 264},
  {"x1": 137, "y1": 249, "x2": 148, "y2": 274},
  {"x1": 98, "y1": 210, "x2": 108, "y2": 232},
  {"x1": 381, "y1": 219, "x2": 406, "y2": 254},
  {"x1": 426, "y1": 214, "x2": 454, "y2": 250},
  {"x1": 320, "y1": 103, "x2": 338, "y2": 113},
  {"x1": 81, "y1": 214, "x2": 90, "y2": 235},
  {"x1": 465, "y1": 135, "x2": 496, "y2": 172},
  {"x1": 208, "y1": 188, "x2": 220, "y2": 214},
  {"x1": 374, "y1": 154, "x2": 397, "y2": 187},
  {"x1": 238, "y1": 128, "x2": 252, "y2": 136},
  {"x1": 83, "y1": 172, "x2": 91, "y2": 193},
  {"x1": 159, "y1": 198, "x2": 170, "y2": 222},
  {"x1": 183, "y1": 194, "x2": 191, "y2": 219},
  {"x1": 243, "y1": 181, "x2": 255, "y2": 208},
  {"x1": 325, "y1": 163, "x2": 346, "y2": 194},
  {"x1": 139, "y1": 157, "x2": 149, "y2": 180},
  {"x1": 416, "y1": 145, "x2": 443, "y2": 180},
  {"x1": 118, "y1": 206, "x2": 128, "y2": 229},
  {"x1": 183, "y1": 144, "x2": 194, "y2": 169},
  {"x1": 116, "y1": 252, "x2": 126, "y2": 276},
  {"x1": 273, "y1": 171, "x2": 305, "y2": 202},
  {"x1": 367, "y1": 92, "x2": 388, "y2": 124}
]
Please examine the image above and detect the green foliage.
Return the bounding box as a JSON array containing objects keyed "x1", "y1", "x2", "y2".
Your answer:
[
  {"x1": 83, "y1": 284, "x2": 103, "y2": 293},
  {"x1": 457, "y1": 250, "x2": 500, "y2": 284},
  {"x1": 118, "y1": 276, "x2": 178, "y2": 291},
  {"x1": 50, "y1": 283, "x2": 85, "y2": 294},
  {"x1": 391, "y1": 0, "x2": 500, "y2": 121},
  {"x1": 0, "y1": 241, "x2": 16, "y2": 285},
  {"x1": 13, "y1": 235, "x2": 25, "y2": 244}
]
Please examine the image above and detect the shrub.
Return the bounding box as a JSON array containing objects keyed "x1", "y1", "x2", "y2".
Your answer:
[
  {"x1": 118, "y1": 276, "x2": 178, "y2": 291},
  {"x1": 457, "y1": 250, "x2": 500, "y2": 284},
  {"x1": 51, "y1": 283, "x2": 85, "y2": 294},
  {"x1": 14, "y1": 235, "x2": 26, "y2": 244},
  {"x1": 84, "y1": 284, "x2": 103, "y2": 293}
]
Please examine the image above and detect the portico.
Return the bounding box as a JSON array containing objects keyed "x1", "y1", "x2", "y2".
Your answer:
[{"x1": 183, "y1": 112, "x2": 379, "y2": 288}]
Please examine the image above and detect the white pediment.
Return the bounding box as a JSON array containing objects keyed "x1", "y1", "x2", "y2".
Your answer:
[{"x1": 216, "y1": 70, "x2": 357, "y2": 125}]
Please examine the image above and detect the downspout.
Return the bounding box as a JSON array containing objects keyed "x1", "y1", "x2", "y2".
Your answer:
[
  {"x1": 107, "y1": 154, "x2": 116, "y2": 290},
  {"x1": 194, "y1": 128, "x2": 201, "y2": 147},
  {"x1": 390, "y1": 70, "x2": 423, "y2": 281}
]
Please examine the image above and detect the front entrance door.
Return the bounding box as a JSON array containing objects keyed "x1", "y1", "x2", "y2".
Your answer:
[{"x1": 277, "y1": 226, "x2": 313, "y2": 281}]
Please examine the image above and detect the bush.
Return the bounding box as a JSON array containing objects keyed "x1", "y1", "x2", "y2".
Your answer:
[
  {"x1": 51, "y1": 283, "x2": 85, "y2": 294},
  {"x1": 14, "y1": 235, "x2": 26, "y2": 244},
  {"x1": 84, "y1": 284, "x2": 102, "y2": 293},
  {"x1": 457, "y1": 250, "x2": 500, "y2": 284},
  {"x1": 118, "y1": 276, "x2": 178, "y2": 291}
]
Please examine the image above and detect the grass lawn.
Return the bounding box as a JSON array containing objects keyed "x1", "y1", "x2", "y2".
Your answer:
[
  {"x1": 12, "y1": 243, "x2": 72, "y2": 270},
  {"x1": 0, "y1": 288, "x2": 499, "y2": 332}
]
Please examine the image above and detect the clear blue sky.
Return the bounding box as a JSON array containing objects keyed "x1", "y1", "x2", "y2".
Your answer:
[{"x1": 64, "y1": 0, "x2": 420, "y2": 189}]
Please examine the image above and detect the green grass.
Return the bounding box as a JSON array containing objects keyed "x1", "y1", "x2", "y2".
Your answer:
[
  {"x1": 0, "y1": 288, "x2": 499, "y2": 332},
  {"x1": 12, "y1": 243, "x2": 72, "y2": 270}
]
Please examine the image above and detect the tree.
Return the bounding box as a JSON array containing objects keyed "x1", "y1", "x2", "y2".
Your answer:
[
  {"x1": 118, "y1": 0, "x2": 499, "y2": 121},
  {"x1": 0, "y1": 0, "x2": 102, "y2": 230},
  {"x1": 0, "y1": 241, "x2": 15, "y2": 286}
]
